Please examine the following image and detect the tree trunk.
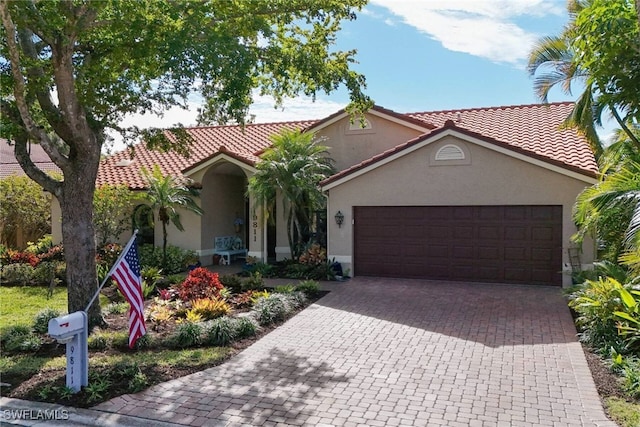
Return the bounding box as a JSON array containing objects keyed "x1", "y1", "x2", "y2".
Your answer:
[
  {"x1": 162, "y1": 220, "x2": 168, "y2": 269},
  {"x1": 59, "y1": 157, "x2": 102, "y2": 327}
]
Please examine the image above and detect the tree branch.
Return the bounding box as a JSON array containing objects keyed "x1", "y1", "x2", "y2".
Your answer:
[
  {"x1": 16, "y1": 28, "x2": 76, "y2": 146},
  {"x1": 0, "y1": 1, "x2": 71, "y2": 170}
]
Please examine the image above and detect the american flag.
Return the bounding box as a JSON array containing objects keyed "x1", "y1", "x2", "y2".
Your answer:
[{"x1": 109, "y1": 235, "x2": 146, "y2": 349}]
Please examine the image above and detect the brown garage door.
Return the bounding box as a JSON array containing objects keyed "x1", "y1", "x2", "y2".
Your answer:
[{"x1": 354, "y1": 205, "x2": 562, "y2": 285}]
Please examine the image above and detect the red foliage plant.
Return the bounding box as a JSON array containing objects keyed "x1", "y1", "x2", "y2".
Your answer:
[
  {"x1": 178, "y1": 268, "x2": 223, "y2": 302},
  {"x1": 3, "y1": 250, "x2": 40, "y2": 267}
]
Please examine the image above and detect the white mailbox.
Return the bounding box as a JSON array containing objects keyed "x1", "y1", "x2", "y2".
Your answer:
[
  {"x1": 48, "y1": 312, "x2": 86, "y2": 342},
  {"x1": 48, "y1": 311, "x2": 88, "y2": 392}
]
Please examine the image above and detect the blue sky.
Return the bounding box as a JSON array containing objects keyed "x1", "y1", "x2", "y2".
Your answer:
[{"x1": 112, "y1": 0, "x2": 607, "y2": 150}]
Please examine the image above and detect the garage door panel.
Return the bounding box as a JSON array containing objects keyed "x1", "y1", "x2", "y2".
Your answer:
[
  {"x1": 478, "y1": 226, "x2": 500, "y2": 240},
  {"x1": 354, "y1": 205, "x2": 562, "y2": 286},
  {"x1": 452, "y1": 245, "x2": 473, "y2": 258},
  {"x1": 505, "y1": 247, "x2": 527, "y2": 261}
]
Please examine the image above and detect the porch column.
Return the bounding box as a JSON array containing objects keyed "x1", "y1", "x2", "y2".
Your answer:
[{"x1": 247, "y1": 196, "x2": 265, "y2": 262}]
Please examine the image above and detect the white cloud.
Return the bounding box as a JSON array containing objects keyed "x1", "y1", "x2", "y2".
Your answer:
[{"x1": 369, "y1": 0, "x2": 563, "y2": 64}]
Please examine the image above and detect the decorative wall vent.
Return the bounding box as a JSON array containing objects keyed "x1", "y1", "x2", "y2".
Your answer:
[{"x1": 435, "y1": 144, "x2": 465, "y2": 161}]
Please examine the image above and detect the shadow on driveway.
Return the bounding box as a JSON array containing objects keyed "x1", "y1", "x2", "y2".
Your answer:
[{"x1": 315, "y1": 277, "x2": 578, "y2": 348}]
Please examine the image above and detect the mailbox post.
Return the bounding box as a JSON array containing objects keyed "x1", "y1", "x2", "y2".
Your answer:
[{"x1": 48, "y1": 311, "x2": 88, "y2": 392}]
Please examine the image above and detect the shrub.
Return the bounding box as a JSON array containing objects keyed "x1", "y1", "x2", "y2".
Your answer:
[
  {"x1": 191, "y1": 298, "x2": 230, "y2": 320},
  {"x1": 2, "y1": 250, "x2": 40, "y2": 267},
  {"x1": 0, "y1": 263, "x2": 36, "y2": 285},
  {"x1": 242, "y1": 272, "x2": 265, "y2": 291},
  {"x1": 26, "y1": 235, "x2": 53, "y2": 255},
  {"x1": 88, "y1": 332, "x2": 108, "y2": 350},
  {"x1": 3, "y1": 328, "x2": 41, "y2": 353},
  {"x1": 37, "y1": 245, "x2": 64, "y2": 263},
  {"x1": 295, "y1": 280, "x2": 320, "y2": 296},
  {"x1": 298, "y1": 243, "x2": 326, "y2": 265},
  {"x1": 274, "y1": 284, "x2": 296, "y2": 294},
  {"x1": 568, "y1": 277, "x2": 627, "y2": 353},
  {"x1": 230, "y1": 290, "x2": 255, "y2": 309},
  {"x1": 178, "y1": 268, "x2": 223, "y2": 302},
  {"x1": 105, "y1": 302, "x2": 128, "y2": 315},
  {"x1": 205, "y1": 316, "x2": 236, "y2": 346},
  {"x1": 285, "y1": 291, "x2": 307, "y2": 310},
  {"x1": 168, "y1": 322, "x2": 203, "y2": 348},
  {"x1": 219, "y1": 274, "x2": 242, "y2": 290},
  {"x1": 251, "y1": 262, "x2": 277, "y2": 278},
  {"x1": 253, "y1": 294, "x2": 290, "y2": 325},
  {"x1": 96, "y1": 243, "x2": 123, "y2": 268},
  {"x1": 235, "y1": 316, "x2": 258, "y2": 339},
  {"x1": 250, "y1": 290, "x2": 270, "y2": 304},
  {"x1": 32, "y1": 261, "x2": 59, "y2": 285},
  {"x1": 139, "y1": 244, "x2": 197, "y2": 274},
  {"x1": 32, "y1": 308, "x2": 62, "y2": 334}
]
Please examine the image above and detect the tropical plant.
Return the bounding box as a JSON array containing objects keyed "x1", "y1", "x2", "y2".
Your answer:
[
  {"x1": 613, "y1": 281, "x2": 640, "y2": 352},
  {"x1": 568, "y1": 277, "x2": 627, "y2": 352},
  {"x1": 93, "y1": 184, "x2": 134, "y2": 247},
  {"x1": 141, "y1": 166, "x2": 203, "y2": 268},
  {"x1": 178, "y1": 268, "x2": 224, "y2": 302},
  {"x1": 247, "y1": 129, "x2": 335, "y2": 258},
  {"x1": 0, "y1": 0, "x2": 369, "y2": 323},
  {"x1": 528, "y1": 0, "x2": 640, "y2": 158},
  {"x1": 573, "y1": 160, "x2": 640, "y2": 271},
  {"x1": 32, "y1": 308, "x2": 61, "y2": 334},
  {"x1": 190, "y1": 298, "x2": 230, "y2": 320},
  {"x1": 527, "y1": 1, "x2": 603, "y2": 158}
]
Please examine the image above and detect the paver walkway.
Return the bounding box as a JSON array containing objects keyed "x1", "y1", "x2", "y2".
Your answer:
[{"x1": 94, "y1": 278, "x2": 615, "y2": 426}]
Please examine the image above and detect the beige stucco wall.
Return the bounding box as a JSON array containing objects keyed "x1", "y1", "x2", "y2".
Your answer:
[
  {"x1": 316, "y1": 113, "x2": 424, "y2": 172},
  {"x1": 325, "y1": 135, "x2": 596, "y2": 286}
]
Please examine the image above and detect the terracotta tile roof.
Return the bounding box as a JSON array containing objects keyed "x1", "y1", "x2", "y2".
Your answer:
[
  {"x1": 0, "y1": 138, "x2": 62, "y2": 179},
  {"x1": 407, "y1": 102, "x2": 599, "y2": 175},
  {"x1": 98, "y1": 102, "x2": 598, "y2": 190},
  {"x1": 97, "y1": 120, "x2": 315, "y2": 189}
]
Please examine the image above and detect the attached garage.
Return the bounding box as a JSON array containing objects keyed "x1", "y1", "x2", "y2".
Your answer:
[
  {"x1": 319, "y1": 103, "x2": 599, "y2": 287},
  {"x1": 353, "y1": 205, "x2": 563, "y2": 285}
]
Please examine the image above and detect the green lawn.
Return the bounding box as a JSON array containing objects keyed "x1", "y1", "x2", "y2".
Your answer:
[{"x1": 0, "y1": 286, "x2": 109, "y2": 333}]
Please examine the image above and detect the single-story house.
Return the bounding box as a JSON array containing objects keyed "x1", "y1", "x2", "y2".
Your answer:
[{"x1": 51, "y1": 102, "x2": 599, "y2": 286}]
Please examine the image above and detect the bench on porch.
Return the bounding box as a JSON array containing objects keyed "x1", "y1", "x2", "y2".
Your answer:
[{"x1": 213, "y1": 236, "x2": 247, "y2": 265}]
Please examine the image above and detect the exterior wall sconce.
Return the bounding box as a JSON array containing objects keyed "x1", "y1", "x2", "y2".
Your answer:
[{"x1": 334, "y1": 210, "x2": 344, "y2": 228}]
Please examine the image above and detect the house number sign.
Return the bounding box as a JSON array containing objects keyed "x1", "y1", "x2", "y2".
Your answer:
[{"x1": 253, "y1": 214, "x2": 258, "y2": 242}]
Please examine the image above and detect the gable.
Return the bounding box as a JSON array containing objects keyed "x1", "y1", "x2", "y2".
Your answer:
[
  {"x1": 322, "y1": 126, "x2": 598, "y2": 192},
  {"x1": 314, "y1": 111, "x2": 429, "y2": 172},
  {"x1": 325, "y1": 133, "x2": 596, "y2": 208}
]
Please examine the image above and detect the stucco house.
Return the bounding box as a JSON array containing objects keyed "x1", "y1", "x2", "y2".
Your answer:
[{"x1": 51, "y1": 102, "x2": 599, "y2": 286}]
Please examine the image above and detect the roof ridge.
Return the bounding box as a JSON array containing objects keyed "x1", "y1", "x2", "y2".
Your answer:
[
  {"x1": 406, "y1": 101, "x2": 574, "y2": 116},
  {"x1": 185, "y1": 119, "x2": 317, "y2": 131}
]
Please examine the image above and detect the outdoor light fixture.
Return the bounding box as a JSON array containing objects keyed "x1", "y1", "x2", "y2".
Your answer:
[{"x1": 334, "y1": 210, "x2": 344, "y2": 228}]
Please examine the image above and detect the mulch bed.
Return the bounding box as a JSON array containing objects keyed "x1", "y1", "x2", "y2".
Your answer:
[
  {"x1": 582, "y1": 346, "x2": 628, "y2": 401},
  {"x1": 3, "y1": 289, "x2": 329, "y2": 408}
]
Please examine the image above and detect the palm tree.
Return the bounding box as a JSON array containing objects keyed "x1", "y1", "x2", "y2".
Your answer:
[
  {"x1": 527, "y1": 1, "x2": 604, "y2": 159},
  {"x1": 247, "y1": 129, "x2": 335, "y2": 259},
  {"x1": 141, "y1": 165, "x2": 204, "y2": 267},
  {"x1": 573, "y1": 126, "x2": 640, "y2": 272},
  {"x1": 528, "y1": 0, "x2": 640, "y2": 158}
]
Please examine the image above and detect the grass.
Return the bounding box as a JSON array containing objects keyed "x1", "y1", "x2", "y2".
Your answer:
[
  {"x1": 0, "y1": 286, "x2": 109, "y2": 333},
  {"x1": 606, "y1": 397, "x2": 640, "y2": 427}
]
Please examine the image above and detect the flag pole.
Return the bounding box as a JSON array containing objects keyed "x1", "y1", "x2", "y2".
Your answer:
[{"x1": 85, "y1": 230, "x2": 139, "y2": 313}]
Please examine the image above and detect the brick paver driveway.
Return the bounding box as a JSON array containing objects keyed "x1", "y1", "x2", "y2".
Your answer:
[{"x1": 95, "y1": 278, "x2": 614, "y2": 426}]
